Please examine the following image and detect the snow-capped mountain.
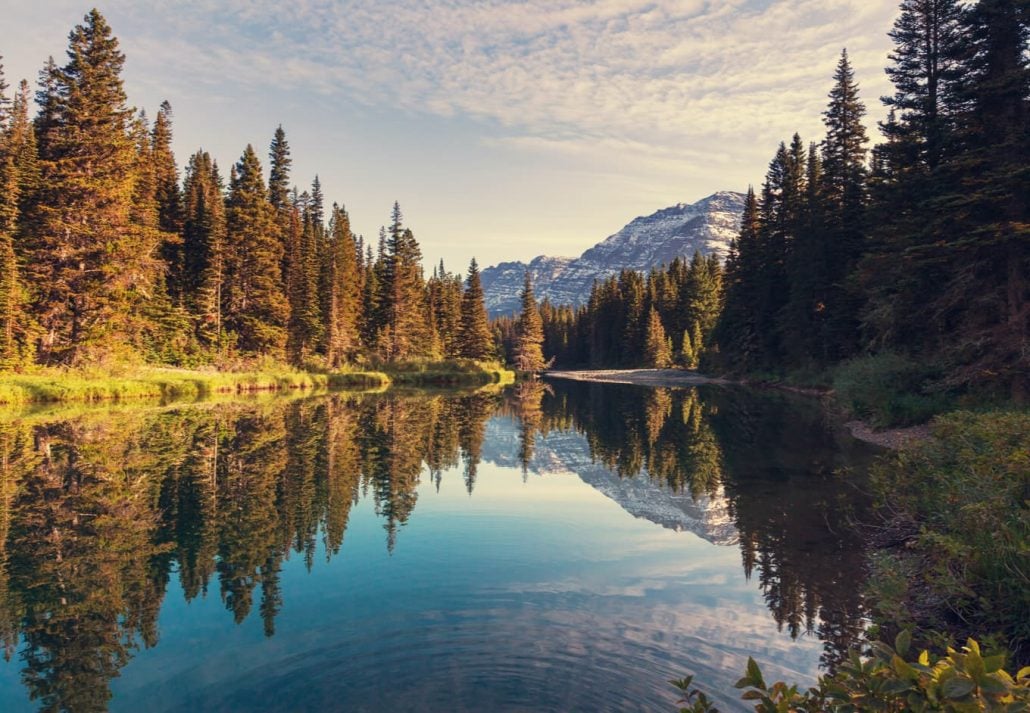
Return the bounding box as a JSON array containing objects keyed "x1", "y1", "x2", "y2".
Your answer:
[
  {"x1": 481, "y1": 191, "x2": 745, "y2": 316},
  {"x1": 481, "y1": 417, "x2": 738, "y2": 546}
]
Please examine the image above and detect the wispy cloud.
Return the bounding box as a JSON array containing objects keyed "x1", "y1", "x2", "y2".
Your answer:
[{"x1": 105, "y1": 0, "x2": 896, "y2": 161}]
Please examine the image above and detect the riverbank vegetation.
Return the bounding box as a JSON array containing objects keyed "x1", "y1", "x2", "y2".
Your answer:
[{"x1": 0, "y1": 359, "x2": 512, "y2": 407}]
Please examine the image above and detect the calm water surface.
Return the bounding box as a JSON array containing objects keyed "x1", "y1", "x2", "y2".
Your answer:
[{"x1": 0, "y1": 380, "x2": 876, "y2": 712}]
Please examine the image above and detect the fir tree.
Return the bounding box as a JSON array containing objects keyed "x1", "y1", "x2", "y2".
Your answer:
[
  {"x1": 644, "y1": 306, "x2": 673, "y2": 368},
  {"x1": 181, "y1": 151, "x2": 227, "y2": 347},
  {"x1": 325, "y1": 204, "x2": 361, "y2": 367},
  {"x1": 152, "y1": 101, "x2": 183, "y2": 299},
  {"x1": 514, "y1": 271, "x2": 546, "y2": 372},
  {"x1": 268, "y1": 126, "x2": 292, "y2": 283},
  {"x1": 459, "y1": 258, "x2": 494, "y2": 360},
  {"x1": 27, "y1": 10, "x2": 165, "y2": 364},
  {"x1": 883, "y1": 0, "x2": 965, "y2": 171},
  {"x1": 714, "y1": 187, "x2": 761, "y2": 371},
  {"x1": 378, "y1": 203, "x2": 430, "y2": 361},
  {"x1": 224, "y1": 144, "x2": 288, "y2": 356},
  {"x1": 286, "y1": 185, "x2": 324, "y2": 363},
  {"x1": 819, "y1": 49, "x2": 869, "y2": 360}
]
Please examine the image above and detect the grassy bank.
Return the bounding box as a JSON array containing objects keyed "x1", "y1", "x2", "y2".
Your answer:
[
  {"x1": 382, "y1": 359, "x2": 515, "y2": 387},
  {"x1": 0, "y1": 360, "x2": 514, "y2": 407},
  {"x1": 0, "y1": 367, "x2": 337, "y2": 406}
]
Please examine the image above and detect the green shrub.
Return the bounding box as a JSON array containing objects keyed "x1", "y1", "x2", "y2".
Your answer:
[
  {"x1": 868, "y1": 411, "x2": 1030, "y2": 662},
  {"x1": 673, "y1": 635, "x2": 1030, "y2": 712},
  {"x1": 832, "y1": 352, "x2": 947, "y2": 426}
]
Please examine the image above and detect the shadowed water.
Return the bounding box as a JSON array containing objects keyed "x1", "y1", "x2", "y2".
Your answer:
[{"x1": 0, "y1": 381, "x2": 875, "y2": 712}]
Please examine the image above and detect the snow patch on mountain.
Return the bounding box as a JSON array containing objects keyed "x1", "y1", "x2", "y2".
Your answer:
[{"x1": 481, "y1": 191, "x2": 745, "y2": 316}]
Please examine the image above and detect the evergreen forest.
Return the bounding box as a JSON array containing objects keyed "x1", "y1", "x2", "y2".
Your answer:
[
  {"x1": 0, "y1": 10, "x2": 509, "y2": 373},
  {"x1": 538, "y1": 0, "x2": 1027, "y2": 411}
]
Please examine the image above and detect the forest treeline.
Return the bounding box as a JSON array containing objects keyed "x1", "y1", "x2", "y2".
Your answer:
[
  {"x1": 537, "y1": 0, "x2": 1027, "y2": 403},
  {"x1": 0, "y1": 10, "x2": 551, "y2": 371}
]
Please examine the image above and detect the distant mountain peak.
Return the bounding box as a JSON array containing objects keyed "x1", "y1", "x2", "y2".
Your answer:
[{"x1": 481, "y1": 191, "x2": 745, "y2": 316}]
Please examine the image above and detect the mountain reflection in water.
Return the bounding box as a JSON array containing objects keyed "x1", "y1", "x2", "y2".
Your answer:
[{"x1": 0, "y1": 381, "x2": 875, "y2": 712}]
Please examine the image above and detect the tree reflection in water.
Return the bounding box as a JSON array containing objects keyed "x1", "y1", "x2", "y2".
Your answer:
[{"x1": 0, "y1": 382, "x2": 873, "y2": 709}]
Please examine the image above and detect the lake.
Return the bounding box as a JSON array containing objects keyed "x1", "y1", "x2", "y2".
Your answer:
[{"x1": 0, "y1": 379, "x2": 877, "y2": 712}]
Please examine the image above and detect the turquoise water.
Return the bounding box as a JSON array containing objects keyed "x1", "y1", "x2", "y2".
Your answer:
[{"x1": 0, "y1": 381, "x2": 874, "y2": 711}]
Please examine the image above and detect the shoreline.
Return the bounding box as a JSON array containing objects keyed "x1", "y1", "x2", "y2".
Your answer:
[
  {"x1": 544, "y1": 368, "x2": 730, "y2": 386},
  {"x1": 0, "y1": 363, "x2": 514, "y2": 408},
  {"x1": 544, "y1": 367, "x2": 931, "y2": 450}
]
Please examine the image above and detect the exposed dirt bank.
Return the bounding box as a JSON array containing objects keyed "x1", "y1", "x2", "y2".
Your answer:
[{"x1": 844, "y1": 420, "x2": 932, "y2": 450}]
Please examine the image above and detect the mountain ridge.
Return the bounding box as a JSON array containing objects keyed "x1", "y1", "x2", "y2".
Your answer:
[{"x1": 481, "y1": 190, "x2": 745, "y2": 316}]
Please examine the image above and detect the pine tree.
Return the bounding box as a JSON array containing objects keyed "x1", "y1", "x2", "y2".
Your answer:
[
  {"x1": 267, "y1": 126, "x2": 292, "y2": 283},
  {"x1": 128, "y1": 110, "x2": 191, "y2": 362},
  {"x1": 458, "y1": 258, "x2": 494, "y2": 360},
  {"x1": 644, "y1": 306, "x2": 673, "y2": 368},
  {"x1": 224, "y1": 144, "x2": 288, "y2": 356},
  {"x1": 514, "y1": 271, "x2": 546, "y2": 372},
  {"x1": 151, "y1": 101, "x2": 183, "y2": 299},
  {"x1": 286, "y1": 184, "x2": 324, "y2": 363},
  {"x1": 927, "y1": 0, "x2": 1029, "y2": 397},
  {"x1": 181, "y1": 151, "x2": 227, "y2": 347},
  {"x1": 883, "y1": 0, "x2": 965, "y2": 172},
  {"x1": 378, "y1": 203, "x2": 430, "y2": 361},
  {"x1": 360, "y1": 244, "x2": 380, "y2": 354},
  {"x1": 819, "y1": 49, "x2": 869, "y2": 360},
  {"x1": 782, "y1": 142, "x2": 831, "y2": 364},
  {"x1": 0, "y1": 106, "x2": 27, "y2": 367},
  {"x1": 26, "y1": 10, "x2": 165, "y2": 364},
  {"x1": 0, "y1": 56, "x2": 8, "y2": 127},
  {"x1": 714, "y1": 187, "x2": 761, "y2": 371},
  {"x1": 325, "y1": 204, "x2": 361, "y2": 367}
]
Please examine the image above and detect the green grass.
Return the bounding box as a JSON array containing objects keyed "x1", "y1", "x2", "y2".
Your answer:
[
  {"x1": 377, "y1": 359, "x2": 515, "y2": 387},
  {"x1": 0, "y1": 360, "x2": 515, "y2": 408},
  {"x1": 0, "y1": 367, "x2": 333, "y2": 406}
]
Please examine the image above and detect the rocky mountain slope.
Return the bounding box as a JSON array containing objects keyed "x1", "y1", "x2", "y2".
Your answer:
[
  {"x1": 481, "y1": 417, "x2": 738, "y2": 546},
  {"x1": 481, "y1": 191, "x2": 745, "y2": 316}
]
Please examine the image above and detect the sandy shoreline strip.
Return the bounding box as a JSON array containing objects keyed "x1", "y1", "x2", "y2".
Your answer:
[{"x1": 543, "y1": 369, "x2": 729, "y2": 386}]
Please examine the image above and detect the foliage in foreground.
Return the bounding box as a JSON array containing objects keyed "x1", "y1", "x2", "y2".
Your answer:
[
  {"x1": 867, "y1": 411, "x2": 1030, "y2": 663},
  {"x1": 674, "y1": 635, "x2": 1030, "y2": 712}
]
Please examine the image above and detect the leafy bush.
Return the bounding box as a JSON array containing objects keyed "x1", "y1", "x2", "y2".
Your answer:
[
  {"x1": 673, "y1": 634, "x2": 1030, "y2": 712},
  {"x1": 868, "y1": 411, "x2": 1030, "y2": 663},
  {"x1": 832, "y1": 352, "x2": 947, "y2": 426}
]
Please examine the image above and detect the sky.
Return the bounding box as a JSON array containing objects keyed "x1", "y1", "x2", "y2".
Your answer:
[{"x1": 1, "y1": 1, "x2": 899, "y2": 270}]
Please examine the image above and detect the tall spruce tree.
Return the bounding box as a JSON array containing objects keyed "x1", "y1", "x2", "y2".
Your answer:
[
  {"x1": 378, "y1": 203, "x2": 430, "y2": 361},
  {"x1": 286, "y1": 184, "x2": 324, "y2": 363},
  {"x1": 268, "y1": 126, "x2": 292, "y2": 283},
  {"x1": 27, "y1": 9, "x2": 165, "y2": 364},
  {"x1": 0, "y1": 80, "x2": 38, "y2": 367},
  {"x1": 514, "y1": 271, "x2": 546, "y2": 372},
  {"x1": 644, "y1": 306, "x2": 673, "y2": 368},
  {"x1": 819, "y1": 49, "x2": 869, "y2": 360},
  {"x1": 151, "y1": 101, "x2": 183, "y2": 299},
  {"x1": 224, "y1": 144, "x2": 288, "y2": 356},
  {"x1": 714, "y1": 187, "x2": 761, "y2": 371},
  {"x1": 459, "y1": 258, "x2": 493, "y2": 360},
  {"x1": 325, "y1": 204, "x2": 361, "y2": 367},
  {"x1": 181, "y1": 151, "x2": 227, "y2": 347},
  {"x1": 883, "y1": 0, "x2": 965, "y2": 172},
  {"x1": 929, "y1": 0, "x2": 1029, "y2": 397}
]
